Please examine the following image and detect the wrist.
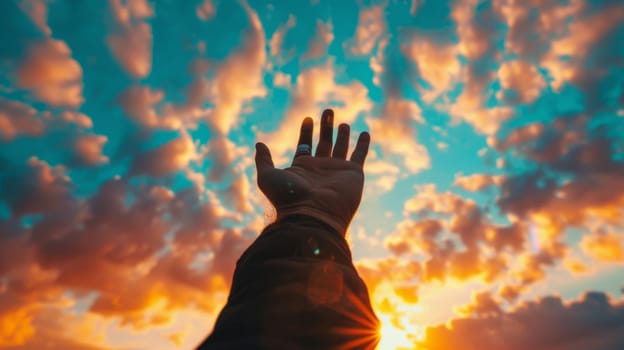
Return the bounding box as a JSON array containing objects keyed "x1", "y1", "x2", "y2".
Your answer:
[{"x1": 277, "y1": 206, "x2": 349, "y2": 236}]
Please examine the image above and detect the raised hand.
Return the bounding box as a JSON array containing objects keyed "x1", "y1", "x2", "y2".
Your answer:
[{"x1": 254, "y1": 109, "x2": 371, "y2": 236}]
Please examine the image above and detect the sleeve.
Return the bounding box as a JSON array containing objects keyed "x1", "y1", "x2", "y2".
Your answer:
[{"x1": 197, "y1": 214, "x2": 379, "y2": 350}]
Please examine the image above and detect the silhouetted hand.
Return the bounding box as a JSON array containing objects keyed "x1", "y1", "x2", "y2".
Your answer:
[{"x1": 255, "y1": 109, "x2": 371, "y2": 236}]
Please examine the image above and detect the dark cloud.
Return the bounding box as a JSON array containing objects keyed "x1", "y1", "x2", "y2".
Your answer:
[{"x1": 419, "y1": 291, "x2": 624, "y2": 350}]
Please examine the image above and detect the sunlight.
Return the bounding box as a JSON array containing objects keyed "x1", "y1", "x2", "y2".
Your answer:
[{"x1": 376, "y1": 314, "x2": 412, "y2": 350}]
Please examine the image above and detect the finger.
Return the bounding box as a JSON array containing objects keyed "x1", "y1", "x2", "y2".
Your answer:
[
  {"x1": 293, "y1": 117, "x2": 313, "y2": 162},
  {"x1": 332, "y1": 123, "x2": 350, "y2": 159},
  {"x1": 315, "y1": 109, "x2": 334, "y2": 157},
  {"x1": 350, "y1": 132, "x2": 370, "y2": 166},
  {"x1": 255, "y1": 142, "x2": 274, "y2": 172}
]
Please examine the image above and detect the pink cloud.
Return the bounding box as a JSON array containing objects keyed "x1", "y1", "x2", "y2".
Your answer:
[
  {"x1": 17, "y1": 39, "x2": 83, "y2": 108},
  {"x1": 107, "y1": 0, "x2": 154, "y2": 78}
]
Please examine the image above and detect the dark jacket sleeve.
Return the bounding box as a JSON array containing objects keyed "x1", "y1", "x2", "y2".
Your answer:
[{"x1": 197, "y1": 214, "x2": 379, "y2": 350}]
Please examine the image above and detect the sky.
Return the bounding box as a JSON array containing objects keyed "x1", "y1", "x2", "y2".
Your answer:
[{"x1": 0, "y1": 0, "x2": 623, "y2": 349}]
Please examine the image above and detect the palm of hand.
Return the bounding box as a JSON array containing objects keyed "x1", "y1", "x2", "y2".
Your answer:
[{"x1": 255, "y1": 110, "x2": 370, "y2": 235}]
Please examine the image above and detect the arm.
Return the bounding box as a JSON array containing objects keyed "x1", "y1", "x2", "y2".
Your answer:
[{"x1": 197, "y1": 110, "x2": 379, "y2": 349}]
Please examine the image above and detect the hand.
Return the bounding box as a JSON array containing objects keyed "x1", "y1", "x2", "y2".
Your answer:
[{"x1": 255, "y1": 109, "x2": 371, "y2": 236}]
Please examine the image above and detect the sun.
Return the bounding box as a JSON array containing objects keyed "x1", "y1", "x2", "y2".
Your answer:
[{"x1": 376, "y1": 314, "x2": 413, "y2": 350}]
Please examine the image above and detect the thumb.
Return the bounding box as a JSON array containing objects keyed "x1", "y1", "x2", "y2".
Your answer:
[{"x1": 255, "y1": 142, "x2": 274, "y2": 172}]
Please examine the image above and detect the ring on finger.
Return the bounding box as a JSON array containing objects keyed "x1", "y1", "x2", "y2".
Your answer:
[{"x1": 295, "y1": 144, "x2": 311, "y2": 156}]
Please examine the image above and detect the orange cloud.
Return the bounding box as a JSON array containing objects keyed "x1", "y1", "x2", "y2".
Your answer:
[
  {"x1": 302, "y1": 19, "x2": 334, "y2": 61},
  {"x1": 403, "y1": 38, "x2": 461, "y2": 102},
  {"x1": 73, "y1": 134, "x2": 109, "y2": 166},
  {"x1": 17, "y1": 0, "x2": 51, "y2": 36},
  {"x1": 107, "y1": 0, "x2": 154, "y2": 78},
  {"x1": 130, "y1": 132, "x2": 198, "y2": 176},
  {"x1": 497, "y1": 60, "x2": 546, "y2": 104},
  {"x1": 367, "y1": 96, "x2": 430, "y2": 173},
  {"x1": 208, "y1": 1, "x2": 266, "y2": 135},
  {"x1": 0, "y1": 97, "x2": 45, "y2": 141},
  {"x1": 269, "y1": 14, "x2": 296, "y2": 59},
  {"x1": 346, "y1": 4, "x2": 386, "y2": 56},
  {"x1": 542, "y1": 3, "x2": 624, "y2": 92},
  {"x1": 581, "y1": 232, "x2": 624, "y2": 263},
  {"x1": 17, "y1": 39, "x2": 83, "y2": 108},
  {"x1": 454, "y1": 173, "x2": 504, "y2": 192},
  {"x1": 196, "y1": 0, "x2": 215, "y2": 21}
]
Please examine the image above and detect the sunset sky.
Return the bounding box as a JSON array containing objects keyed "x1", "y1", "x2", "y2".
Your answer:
[{"x1": 1, "y1": 0, "x2": 623, "y2": 349}]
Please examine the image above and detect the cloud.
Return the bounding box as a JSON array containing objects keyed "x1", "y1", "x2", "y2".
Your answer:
[
  {"x1": 0, "y1": 157, "x2": 72, "y2": 217},
  {"x1": 272, "y1": 71, "x2": 292, "y2": 88},
  {"x1": 0, "y1": 165, "x2": 251, "y2": 346},
  {"x1": 419, "y1": 291, "x2": 624, "y2": 350},
  {"x1": 403, "y1": 37, "x2": 461, "y2": 102},
  {"x1": 542, "y1": 3, "x2": 624, "y2": 96},
  {"x1": 208, "y1": 1, "x2": 266, "y2": 135},
  {"x1": 130, "y1": 132, "x2": 198, "y2": 176},
  {"x1": 59, "y1": 111, "x2": 93, "y2": 129},
  {"x1": 118, "y1": 70, "x2": 212, "y2": 130},
  {"x1": 302, "y1": 19, "x2": 333, "y2": 61},
  {"x1": 269, "y1": 14, "x2": 296, "y2": 59},
  {"x1": 452, "y1": 0, "x2": 497, "y2": 60},
  {"x1": 493, "y1": 0, "x2": 582, "y2": 60},
  {"x1": 410, "y1": 0, "x2": 422, "y2": 15},
  {"x1": 0, "y1": 97, "x2": 45, "y2": 141},
  {"x1": 196, "y1": 0, "x2": 215, "y2": 21},
  {"x1": 454, "y1": 173, "x2": 504, "y2": 192},
  {"x1": 367, "y1": 96, "x2": 430, "y2": 173},
  {"x1": 107, "y1": 0, "x2": 154, "y2": 78},
  {"x1": 369, "y1": 37, "x2": 388, "y2": 86},
  {"x1": 346, "y1": 5, "x2": 386, "y2": 56},
  {"x1": 204, "y1": 136, "x2": 248, "y2": 181},
  {"x1": 448, "y1": 68, "x2": 514, "y2": 135},
  {"x1": 383, "y1": 184, "x2": 527, "y2": 284},
  {"x1": 73, "y1": 134, "x2": 109, "y2": 166},
  {"x1": 16, "y1": 39, "x2": 83, "y2": 107},
  {"x1": 497, "y1": 60, "x2": 546, "y2": 104},
  {"x1": 581, "y1": 232, "x2": 624, "y2": 263},
  {"x1": 364, "y1": 157, "x2": 401, "y2": 193},
  {"x1": 17, "y1": 0, "x2": 51, "y2": 36}
]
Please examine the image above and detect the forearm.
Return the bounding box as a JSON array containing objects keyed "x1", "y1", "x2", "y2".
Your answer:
[{"x1": 199, "y1": 215, "x2": 379, "y2": 349}]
